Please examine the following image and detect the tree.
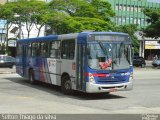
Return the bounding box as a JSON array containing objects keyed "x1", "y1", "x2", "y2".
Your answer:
[
  {"x1": 0, "y1": 0, "x2": 56, "y2": 54},
  {"x1": 0, "y1": 3, "x2": 19, "y2": 54},
  {"x1": 33, "y1": 9, "x2": 56, "y2": 37},
  {"x1": 90, "y1": 0, "x2": 115, "y2": 21},
  {"x1": 0, "y1": 0, "x2": 115, "y2": 36},
  {"x1": 74, "y1": 17, "x2": 113, "y2": 31},
  {"x1": 48, "y1": 14, "x2": 113, "y2": 34},
  {"x1": 113, "y1": 24, "x2": 139, "y2": 53},
  {"x1": 48, "y1": 12, "x2": 83, "y2": 34},
  {"x1": 48, "y1": 0, "x2": 115, "y2": 34},
  {"x1": 0, "y1": 0, "x2": 55, "y2": 38},
  {"x1": 143, "y1": 8, "x2": 160, "y2": 38}
]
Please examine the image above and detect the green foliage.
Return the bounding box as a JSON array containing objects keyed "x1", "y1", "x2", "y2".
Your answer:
[
  {"x1": 48, "y1": 0, "x2": 115, "y2": 34},
  {"x1": 0, "y1": 0, "x2": 115, "y2": 36},
  {"x1": 49, "y1": 15, "x2": 114, "y2": 34},
  {"x1": 48, "y1": 13, "x2": 83, "y2": 34},
  {"x1": 143, "y1": 8, "x2": 160, "y2": 39},
  {"x1": 113, "y1": 24, "x2": 139, "y2": 53},
  {"x1": 91, "y1": 0, "x2": 115, "y2": 20},
  {"x1": 0, "y1": 0, "x2": 139, "y2": 55},
  {"x1": 0, "y1": 0, "x2": 55, "y2": 38},
  {"x1": 74, "y1": 17, "x2": 113, "y2": 31}
]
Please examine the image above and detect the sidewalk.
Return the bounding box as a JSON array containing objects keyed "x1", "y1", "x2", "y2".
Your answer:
[
  {"x1": 0, "y1": 67, "x2": 16, "y2": 74},
  {"x1": 145, "y1": 60, "x2": 153, "y2": 67}
]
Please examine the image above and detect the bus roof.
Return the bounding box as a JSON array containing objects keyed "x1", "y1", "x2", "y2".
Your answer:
[
  {"x1": 17, "y1": 33, "x2": 78, "y2": 43},
  {"x1": 82, "y1": 31, "x2": 129, "y2": 36},
  {"x1": 17, "y1": 32, "x2": 129, "y2": 44}
]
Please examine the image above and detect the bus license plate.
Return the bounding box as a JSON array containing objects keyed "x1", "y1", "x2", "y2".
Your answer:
[{"x1": 108, "y1": 88, "x2": 117, "y2": 92}]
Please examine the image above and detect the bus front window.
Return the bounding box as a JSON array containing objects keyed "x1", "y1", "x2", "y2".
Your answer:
[
  {"x1": 87, "y1": 43, "x2": 111, "y2": 70},
  {"x1": 107, "y1": 43, "x2": 131, "y2": 70},
  {"x1": 87, "y1": 43, "x2": 132, "y2": 70}
]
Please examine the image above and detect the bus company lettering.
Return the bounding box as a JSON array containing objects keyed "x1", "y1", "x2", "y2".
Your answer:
[{"x1": 48, "y1": 60, "x2": 56, "y2": 67}]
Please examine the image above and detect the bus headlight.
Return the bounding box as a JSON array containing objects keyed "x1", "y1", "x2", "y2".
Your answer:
[
  {"x1": 89, "y1": 73, "x2": 95, "y2": 84},
  {"x1": 129, "y1": 72, "x2": 133, "y2": 81}
]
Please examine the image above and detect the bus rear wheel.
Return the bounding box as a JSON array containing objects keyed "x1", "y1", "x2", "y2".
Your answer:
[
  {"x1": 29, "y1": 69, "x2": 36, "y2": 84},
  {"x1": 61, "y1": 76, "x2": 73, "y2": 94}
]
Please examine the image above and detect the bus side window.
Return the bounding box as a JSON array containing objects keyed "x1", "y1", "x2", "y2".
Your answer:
[
  {"x1": 69, "y1": 41, "x2": 75, "y2": 59},
  {"x1": 61, "y1": 39, "x2": 75, "y2": 59},
  {"x1": 61, "y1": 41, "x2": 67, "y2": 59},
  {"x1": 49, "y1": 41, "x2": 60, "y2": 58},
  {"x1": 17, "y1": 43, "x2": 23, "y2": 56},
  {"x1": 32, "y1": 42, "x2": 39, "y2": 57},
  {"x1": 28, "y1": 43, "x2": 32, "y2": 57},
  {"x1": 40, "y1": 42, "x2": 49, "y2": 57}
]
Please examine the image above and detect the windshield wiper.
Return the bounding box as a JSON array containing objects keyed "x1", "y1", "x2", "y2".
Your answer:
[
  {"x1": 98, "y1": 41, "x2": 109, "y2": 60},
  {"x1": 119, "y1": 42, "x2": 123, "y2": 64}
]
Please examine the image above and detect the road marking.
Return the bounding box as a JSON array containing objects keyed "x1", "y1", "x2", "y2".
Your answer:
[{"x1": 15, "y1": 96, "x2": 33, "y2": 99}]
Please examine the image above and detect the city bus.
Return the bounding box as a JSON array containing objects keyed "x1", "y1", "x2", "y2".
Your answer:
[{"x1": 16, "y1": 31, "x2": 133, "y2": 94}]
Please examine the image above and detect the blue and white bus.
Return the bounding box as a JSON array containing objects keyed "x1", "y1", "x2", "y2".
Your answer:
[{"x1": 16, "y1": 32, "x2": 133, "y2": 94}]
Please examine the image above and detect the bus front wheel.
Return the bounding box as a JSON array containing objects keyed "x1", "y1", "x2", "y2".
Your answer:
[
  {"x1": 61, "y1": 76, "x2": 73, "y2": 94},
  {"x1": 29, "y1": 69, "x2": 36, "y2": 84}
]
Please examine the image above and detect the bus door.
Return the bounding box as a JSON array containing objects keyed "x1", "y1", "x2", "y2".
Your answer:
[
  {"x1": 76, "y1": 44, "x2": 86, "y2": 91},
  {"x1": 47, "y1": 41, "x2": 61, "y2": 85},
  {"x1": 60, "y1": 39, "x2": 76, "y2": 86},
  {"x1": 22, "y1": 45, "x2": 28, "y2": 76}
]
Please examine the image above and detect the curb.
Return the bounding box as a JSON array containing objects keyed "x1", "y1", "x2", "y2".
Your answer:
[
  {"x1": 0, "y1": 72, "x2": 16, "y2": 74},
  {"x1": 133, "y1": 65, "x2": 160, "y2": 72}
]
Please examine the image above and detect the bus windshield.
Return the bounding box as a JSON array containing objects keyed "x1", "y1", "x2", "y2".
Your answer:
[{"x1": 87, "y1": 42, "x2": 131, "y2": 70}]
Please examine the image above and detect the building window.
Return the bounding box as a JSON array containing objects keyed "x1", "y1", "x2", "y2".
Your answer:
[
  {"x1": 123, "y1": 5, "x2": 127, "y2": 11},
  {"x1": 141, "y1": 18, "x2": 144, "y2": 25},
  {"x1": 138, "y1": 18, "x2": 141, "y2": 25},
  {"x1": 138, "y1": 6, "x2": 142, "y2": 12},
  {"x1": 134, "y1": 6, "x2": 138, "y2": 12},
  {"x1": 122, "y1": 17, "x2": 126, "y2": 24},
  {"x1": 126, "y1": 17, "x2": 130, "y2": 24},
  {"x1": 134, "y1": 18, "x2": 138, "y2": 24},
  {"x1": 130, "y1": 6, "x2": 134, "y2": 11},
  {"x1": 119, "y1": 4, "x2": 123, "y2": 10},
  {"x1": 127, "y1": 6, "x2": 130, "y2": 11},
  {"x1": 116, "y1": 5, "x2": 119, "y2": 11},
  {"x1": 130, "y1": 17, "x2": 134, "y2": 24},
  {"x1": 117, "y1": 16, "x2": 122, "y2": 25}
]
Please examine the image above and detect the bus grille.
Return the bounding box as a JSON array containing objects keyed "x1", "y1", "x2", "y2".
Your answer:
[{"x1": 97, "y1": 78, "x2": 127, "y2": 84}]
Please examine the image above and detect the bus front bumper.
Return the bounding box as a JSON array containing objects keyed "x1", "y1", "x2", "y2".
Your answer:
[{"x1": 86, "y1": 82, "x2": 133, "y2": 93}]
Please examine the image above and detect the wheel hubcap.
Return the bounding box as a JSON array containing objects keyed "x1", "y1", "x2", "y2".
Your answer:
[{"x1": 65, "y1": 82, "x2": 70, "y2": 90}]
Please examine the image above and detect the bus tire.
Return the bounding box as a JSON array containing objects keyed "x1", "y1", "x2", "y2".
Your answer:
[
  {"x1": 61, "y1": 76, "x2": 73, "y2": 94},
  {"x1": 29, "y1": 69, "x2": 36, "y2": 84}
]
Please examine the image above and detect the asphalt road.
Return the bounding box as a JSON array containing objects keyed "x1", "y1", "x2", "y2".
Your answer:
[{"x1": 0, "y1": 68, "x2": 160, "y2": 119}]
